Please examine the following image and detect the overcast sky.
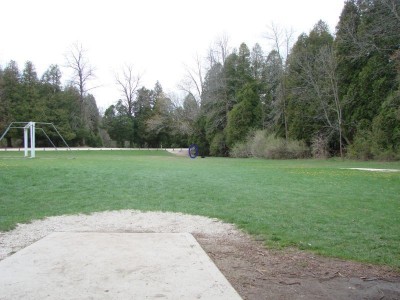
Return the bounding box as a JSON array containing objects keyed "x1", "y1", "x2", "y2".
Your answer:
[{"x1": 1, "y1": 0, "x2": 345, "y2": 110}]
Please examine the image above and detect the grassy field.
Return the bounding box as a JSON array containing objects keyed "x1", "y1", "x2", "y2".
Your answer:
[{"x1": 0, "y1": 150, "x2": 399, "y2": 268}]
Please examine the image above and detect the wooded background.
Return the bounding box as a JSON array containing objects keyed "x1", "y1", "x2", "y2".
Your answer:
[{"x1": 1, "y1": 0, "x2": 399, "y2": 159}]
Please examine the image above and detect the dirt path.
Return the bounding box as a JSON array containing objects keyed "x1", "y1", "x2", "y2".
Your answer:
[{"x1": 1, "y1": 210, "x2": 399, "y2": 299}]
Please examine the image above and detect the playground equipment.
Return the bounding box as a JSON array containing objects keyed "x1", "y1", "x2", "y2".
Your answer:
[{"x1": 0, "y1": 122, "x2": 70, "y2": 158}]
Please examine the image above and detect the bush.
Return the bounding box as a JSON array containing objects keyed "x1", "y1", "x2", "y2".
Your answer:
[
  {"x1": 86, "y1": 133, "x2": 103, "y2": 147},
  {"x1": 311, "y1": 134, "x2": 330, "y2": 159},
  {"x1": 230, "y1": 142, "x2": 251, "y2": 158},
  {"x1": 230, "y1": 130, "x2": 310, "y2": 159},
  {"x1": 347, "y1": 100, "x2": 400, "y2": 161},
  {"x1": 263, "y1": 135, "x2": 309, "y2": 159},
  {"x1": 249, "y1": 130, "x2": 267, "y2": 158},
  {"x1": 348, "y1": 133, "x2": 400, "y2": 160},
  {"x1": 209, "y1": 133, "x2": 227, "y2": 156},
  {"x1": 373, "y1": 149, "x2": 400, "y2": 161},
  {"x1": 347, "y1": 130, "x2": 374, "y2": 160}
]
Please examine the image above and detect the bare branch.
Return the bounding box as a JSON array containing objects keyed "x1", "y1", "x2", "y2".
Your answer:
[
  {"x1": 215, "y1": 33, "x2": 231, "y2": 65},
  {"x1": 65, "y1": 42, "x2": 96, "y2": 102},
  {"x1": 180, "y1": 53, "x2": 204, "y2": 104},
  {"x1": 264, "y1": 23, "x2": 294, "y2": 139},
  {"x1": 115, "y1": 64, "x2": 142, "y2": 117},
  {"x1": 205, "y1": 33, "x2": 231, "y2": 68},
  {"x1": 382, "y1": 0, "x2": 400, "y2": 22}
]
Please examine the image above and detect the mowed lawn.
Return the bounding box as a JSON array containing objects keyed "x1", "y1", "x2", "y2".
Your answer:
[{"x1": 0, "y1": 150, "x2": 399, "y2": 268}]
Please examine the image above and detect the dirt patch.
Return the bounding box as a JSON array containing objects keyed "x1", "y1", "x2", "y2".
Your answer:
[
  {"x1": 1, "y1": 210, "x2": 399, "y2": 299},
  {"x1": 197, "y1": 234, "x2": 400, "y2": 299}
]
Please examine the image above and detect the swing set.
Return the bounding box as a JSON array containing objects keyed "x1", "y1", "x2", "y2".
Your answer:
[{"x1": 0, "y1": 122, "x2": 70, "y2": 158}]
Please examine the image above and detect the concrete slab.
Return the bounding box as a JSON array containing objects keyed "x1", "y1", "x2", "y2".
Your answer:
[{"x1": 0, "y1": 232, "x2": 241, "y2": 299}]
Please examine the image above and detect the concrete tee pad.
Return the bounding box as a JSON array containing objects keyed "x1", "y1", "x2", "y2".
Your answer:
[{"x1": 0, "y1": 232, "x2": 241, "y2": 299}]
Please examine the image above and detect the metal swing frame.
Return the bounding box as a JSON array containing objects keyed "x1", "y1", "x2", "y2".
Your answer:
[{"x1": 0, "y1": 121, "x2": 71, "y2": 158}]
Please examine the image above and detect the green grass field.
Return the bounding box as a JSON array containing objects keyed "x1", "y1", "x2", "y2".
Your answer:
[{"x1": 1, "y1": 150, "x2": 399, "y2": 268}]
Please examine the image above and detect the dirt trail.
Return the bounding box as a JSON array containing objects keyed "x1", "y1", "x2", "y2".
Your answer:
[{"x1": 1, "y1": 210, "x2": 399, "y2": 299}]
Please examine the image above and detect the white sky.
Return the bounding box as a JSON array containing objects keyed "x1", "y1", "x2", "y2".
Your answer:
[{"x1": 1, "y1": 0, "x2": 345, "y2": 111}]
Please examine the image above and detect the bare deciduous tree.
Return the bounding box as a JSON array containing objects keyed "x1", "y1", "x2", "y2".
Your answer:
[
  {"x1": 265, "y1": 23, "x2": 293, "y2": 65},
  {"x1": 169, "y1": 92, "x2": 199, "y2": 136},
  {"x1": 65, "y1": 43, "x2": 96, "y2": 103},
  {"x1": 206, "y1": 33, "x2": 231, "y2": 68},
  {"x1": 115, "y1": 64, "x2": 141, "y2": 117},
  {"x1": 180, "y1": 34, "x2": 231, "y2": 107},
  {"x1": 179, "y1": 54, "x2": 204, "y2": 104},
  {"x1": 317, "y1": 46, "x2": 346, "y2": 158},
  {"x1": 65, "y1": 43, "x2": 99, "y2": 145},
  {"x1": 215, "y1": 33, "x2": 230, "y2": 65},
  {"x1": 265, "y1": 23, "x2": 294, "y2": 140},
  {"x1": 294, "y1": 45, "x2": 347, "y2": 158}
]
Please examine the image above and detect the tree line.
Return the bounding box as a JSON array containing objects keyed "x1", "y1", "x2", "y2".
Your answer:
[
  {"x1": 0, "y1": 62, "x2": 102, "y2": 147},
  {"x1": 1, "y1": 0, "x2": 399, "y2": 159}
]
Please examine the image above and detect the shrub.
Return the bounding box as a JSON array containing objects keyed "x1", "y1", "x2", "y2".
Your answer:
[
  {"x1": 311, "y1": 134, "x2": 330, "y2": 159},
  {"x1": 209, "y1": 133, "x2": 227, "y2": 156},
  {"x1": 264, "y1": 136, "x2": 309, "y2": 159},
  {"x1": 249, "y1": 130, "x2": 267, "y2": 158},
  {"x1": 230, "y1": 130, "x2": 310, "y2": 159},
  {"x1": 373, "y1": 149, "x2": 400, "y2": 161},
  {"x1": 230, "y1": 142, "x2": 251, "y2": 158},
  {"x1": 347, "y1": 130, "x2": 374, "y2": 160}
]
